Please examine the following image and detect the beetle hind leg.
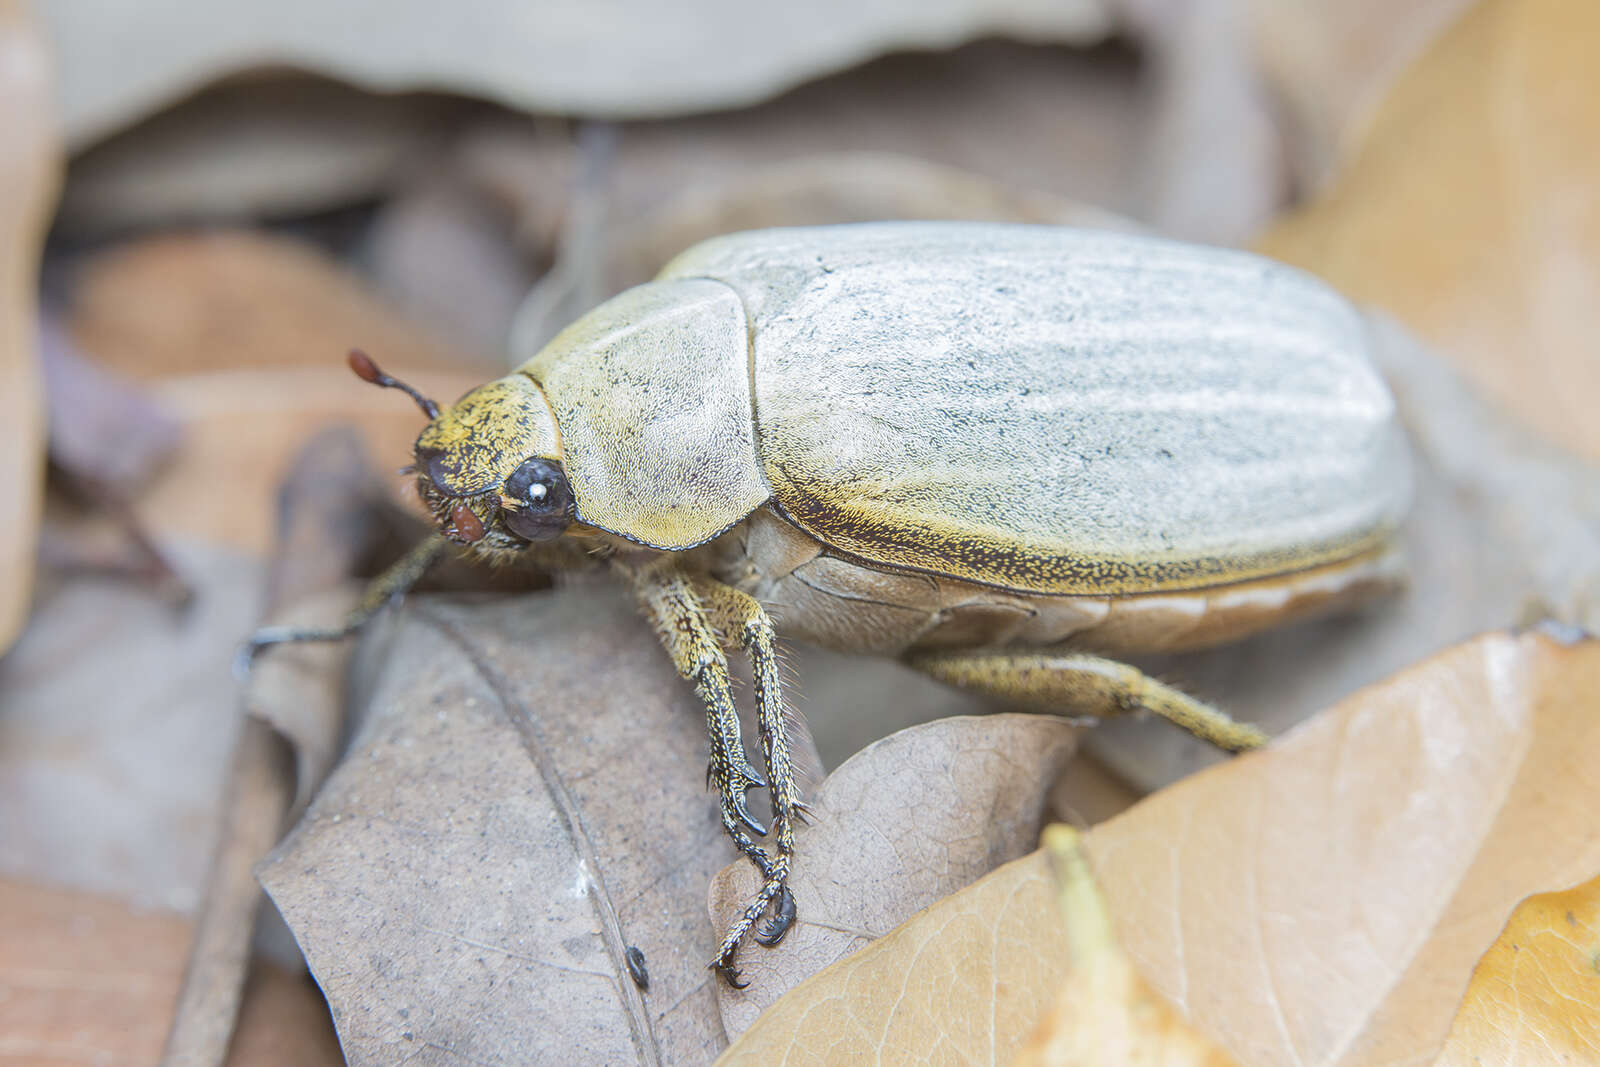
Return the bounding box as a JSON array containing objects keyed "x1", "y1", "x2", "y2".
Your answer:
[{"x1": 906, "y1": 648, "x2": 1267, "y2": 752}]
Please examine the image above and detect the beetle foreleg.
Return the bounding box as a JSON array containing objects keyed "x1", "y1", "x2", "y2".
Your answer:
[
  {"x1": 691, "y1": 579, "x2": 803, "y2": 959},
  {"x1": 236, "y1": 533, "x2": 449, "y2": 675},
  {"x1": 906, "y1": 649, "x2": 1267, "y2": 752},
  {"x1": 625, "y1": 562, "x2": 775, "y2": 862}
]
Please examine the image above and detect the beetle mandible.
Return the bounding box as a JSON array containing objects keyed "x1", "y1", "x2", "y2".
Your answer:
[{"x1": 250, "y1": 222, "x2": 1411, "y2": 985}]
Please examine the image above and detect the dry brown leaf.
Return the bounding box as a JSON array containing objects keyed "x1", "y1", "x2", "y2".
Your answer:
[
  {"x1": 0, "y1": 541, "x2": 263, "y2": 908},
  {"x1": 0, "y1": 0, "x2": 61, "y2": 654},
  {"x1": 261, "y1": 588, "x2": 822, "y2": 1064},
  {"x1": 1258, "y1": 0, "x2": 1600, "y2": 463},
  {"x1": 0, "y1": 878, "x2": 340, "y2": 1066},
  {"x1": 1086, "y1": 628, "x2": 1600, "y2": 1066},
  {"x1": 67, "y1": 229, "x2": 498, "y2": 380},
  {"x1": 58, "y1": 78, "x2": 455, "y2": 235},
  {"x1": 709, "y1": 715, "x2": 1079, "y2": 1037},
  {"x1": 63, "y1": 231, "x2": 491, "y2": 553},
  {"x1": 718, "y1": 849, "x2": 1070, "y2": 1064},
  {"x1": 1435, "y1": 871, "x2": 1600, "y2": 1065},
  {"x1": 1013, "y1": 825, "x2": 1237, "y2": 1067}
]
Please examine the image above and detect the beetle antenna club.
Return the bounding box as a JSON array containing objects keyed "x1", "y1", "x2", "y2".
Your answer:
[{"x1": 347, "y1": 348, "x2": 440, "y2": 419}]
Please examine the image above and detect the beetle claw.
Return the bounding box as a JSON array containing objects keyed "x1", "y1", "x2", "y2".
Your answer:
[
  {"x1": 754, "y1": 887, "x2": 797, "y2": 946},
  {"x1": 714, "y1": 961, "x2": 749, "y2": 990},
  {"x1": 730, "y1": 793, "x2": 768, "y2": 837}
]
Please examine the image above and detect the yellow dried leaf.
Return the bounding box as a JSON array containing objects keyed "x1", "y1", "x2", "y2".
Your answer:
[
  {"x1": 1014, "y1": 825, "x2": 1237, "y2": 1067},
  {"x1": 1259, "y1": 0, "x2": 1600, "y2": 462},
  {"x1": 717, "y1": 850, "x2": 1071, "y2": 1064},
  {"x1": 1435, "y1": 873, "x2": 1600, "y2": 1065},
  {"x1": 1087, "y1": 630, "x2": 1600, "y2": 1065}
]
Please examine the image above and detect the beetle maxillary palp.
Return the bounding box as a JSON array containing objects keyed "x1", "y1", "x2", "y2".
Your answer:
[{"x1": 449, "y1": 501, "x2": 486, "y2": 544}]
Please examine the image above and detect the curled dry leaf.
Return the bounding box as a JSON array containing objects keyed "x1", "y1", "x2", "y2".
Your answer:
[
  {"x1": 1258, "y1": 0, "x2": 1600, "y2": 465},
  {"x1": 261, "y1": 588, "x2": 824, "y2": 1065},
  {"x1": 1434, "y1": 871, "x2": 1600, "y2": 1065},
  {"x1": 1086, "y1": 628, "x2": 1600, "y2": 1066},
  {"x1": 57, "y1": 78, "x2": 456, "y2": 235},
  {"x1": 41, "y1": 0, "x2": 1113, "y2": 144},
  {"x1": 0, "y1": 0, "x2": 60, "y2": 653},
  {"x1": 709, "y1": 714, "x2": 1078, "y2": 1037},
  {"x1": 728, "y1": 629, "x2": 1600, "y2": 1064},
  {"x1": 0, "y1": 878, "x2": 341, "y2": 1067},
  {"x1": 1013, "y1": 825, "x2": 1236, "y2": 1067}
]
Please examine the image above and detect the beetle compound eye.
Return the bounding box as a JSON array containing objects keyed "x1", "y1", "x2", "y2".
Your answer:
[{"x1": 503, "y1": 457, "x2": 573, "y2": 542}]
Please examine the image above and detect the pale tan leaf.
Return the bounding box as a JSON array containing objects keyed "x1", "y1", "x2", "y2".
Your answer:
[
  {"x1": 1246, "y1": 0, "x2": 1474, "y2": 183},
  {"x1": 1014, "y1": 825, "x2": 1237, "y2": 1067},
  {"x1": 1259, "y1": 0, "x2": 1600, "y2": 464},
  {"x1": 0, "y1": 0, "x2": 60, "y2": 653},
  {"x1": 709, "y1": 715, "x2": 1078, "y2": 1038},
  {"x1": 1435, "y1": 871, "x2": 1600, "y2": 1065},
  {"x1": 1086, "y1": 628, "x2": 1600, "y2": 1066},
  {"x1": 717, "y1": 849, "x2": 1070, "y2": 1064},
  {"x1": 67, "y1": 229, "x2": 497, "y2": 380}
]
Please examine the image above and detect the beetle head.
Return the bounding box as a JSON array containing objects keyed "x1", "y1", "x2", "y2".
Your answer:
[
  {"x1": 347, "y1": 351, "x2": 572, "y2": 558},
  {"x1": 412, "y1": 374, "x2": 573, "y2": 556}
]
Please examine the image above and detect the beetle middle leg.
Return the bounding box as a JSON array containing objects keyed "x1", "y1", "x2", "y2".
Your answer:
[{"x1": 906, "y1": 648, "x2": 1267, "y2": 752}]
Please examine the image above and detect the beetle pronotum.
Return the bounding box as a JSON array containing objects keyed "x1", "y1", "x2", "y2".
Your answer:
[{"x1": 249, "y1": 222, "x2": 1410, "y2": 984}]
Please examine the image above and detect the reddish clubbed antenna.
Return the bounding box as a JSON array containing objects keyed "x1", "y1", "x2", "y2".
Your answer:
[{"x1": 348, "y1": 348, "x2": 440, "y2": 419}]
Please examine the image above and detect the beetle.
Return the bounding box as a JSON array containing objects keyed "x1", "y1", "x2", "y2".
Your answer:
[{"x1": 249, "y1": 222, "x2": 1411, "y2": 985}]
